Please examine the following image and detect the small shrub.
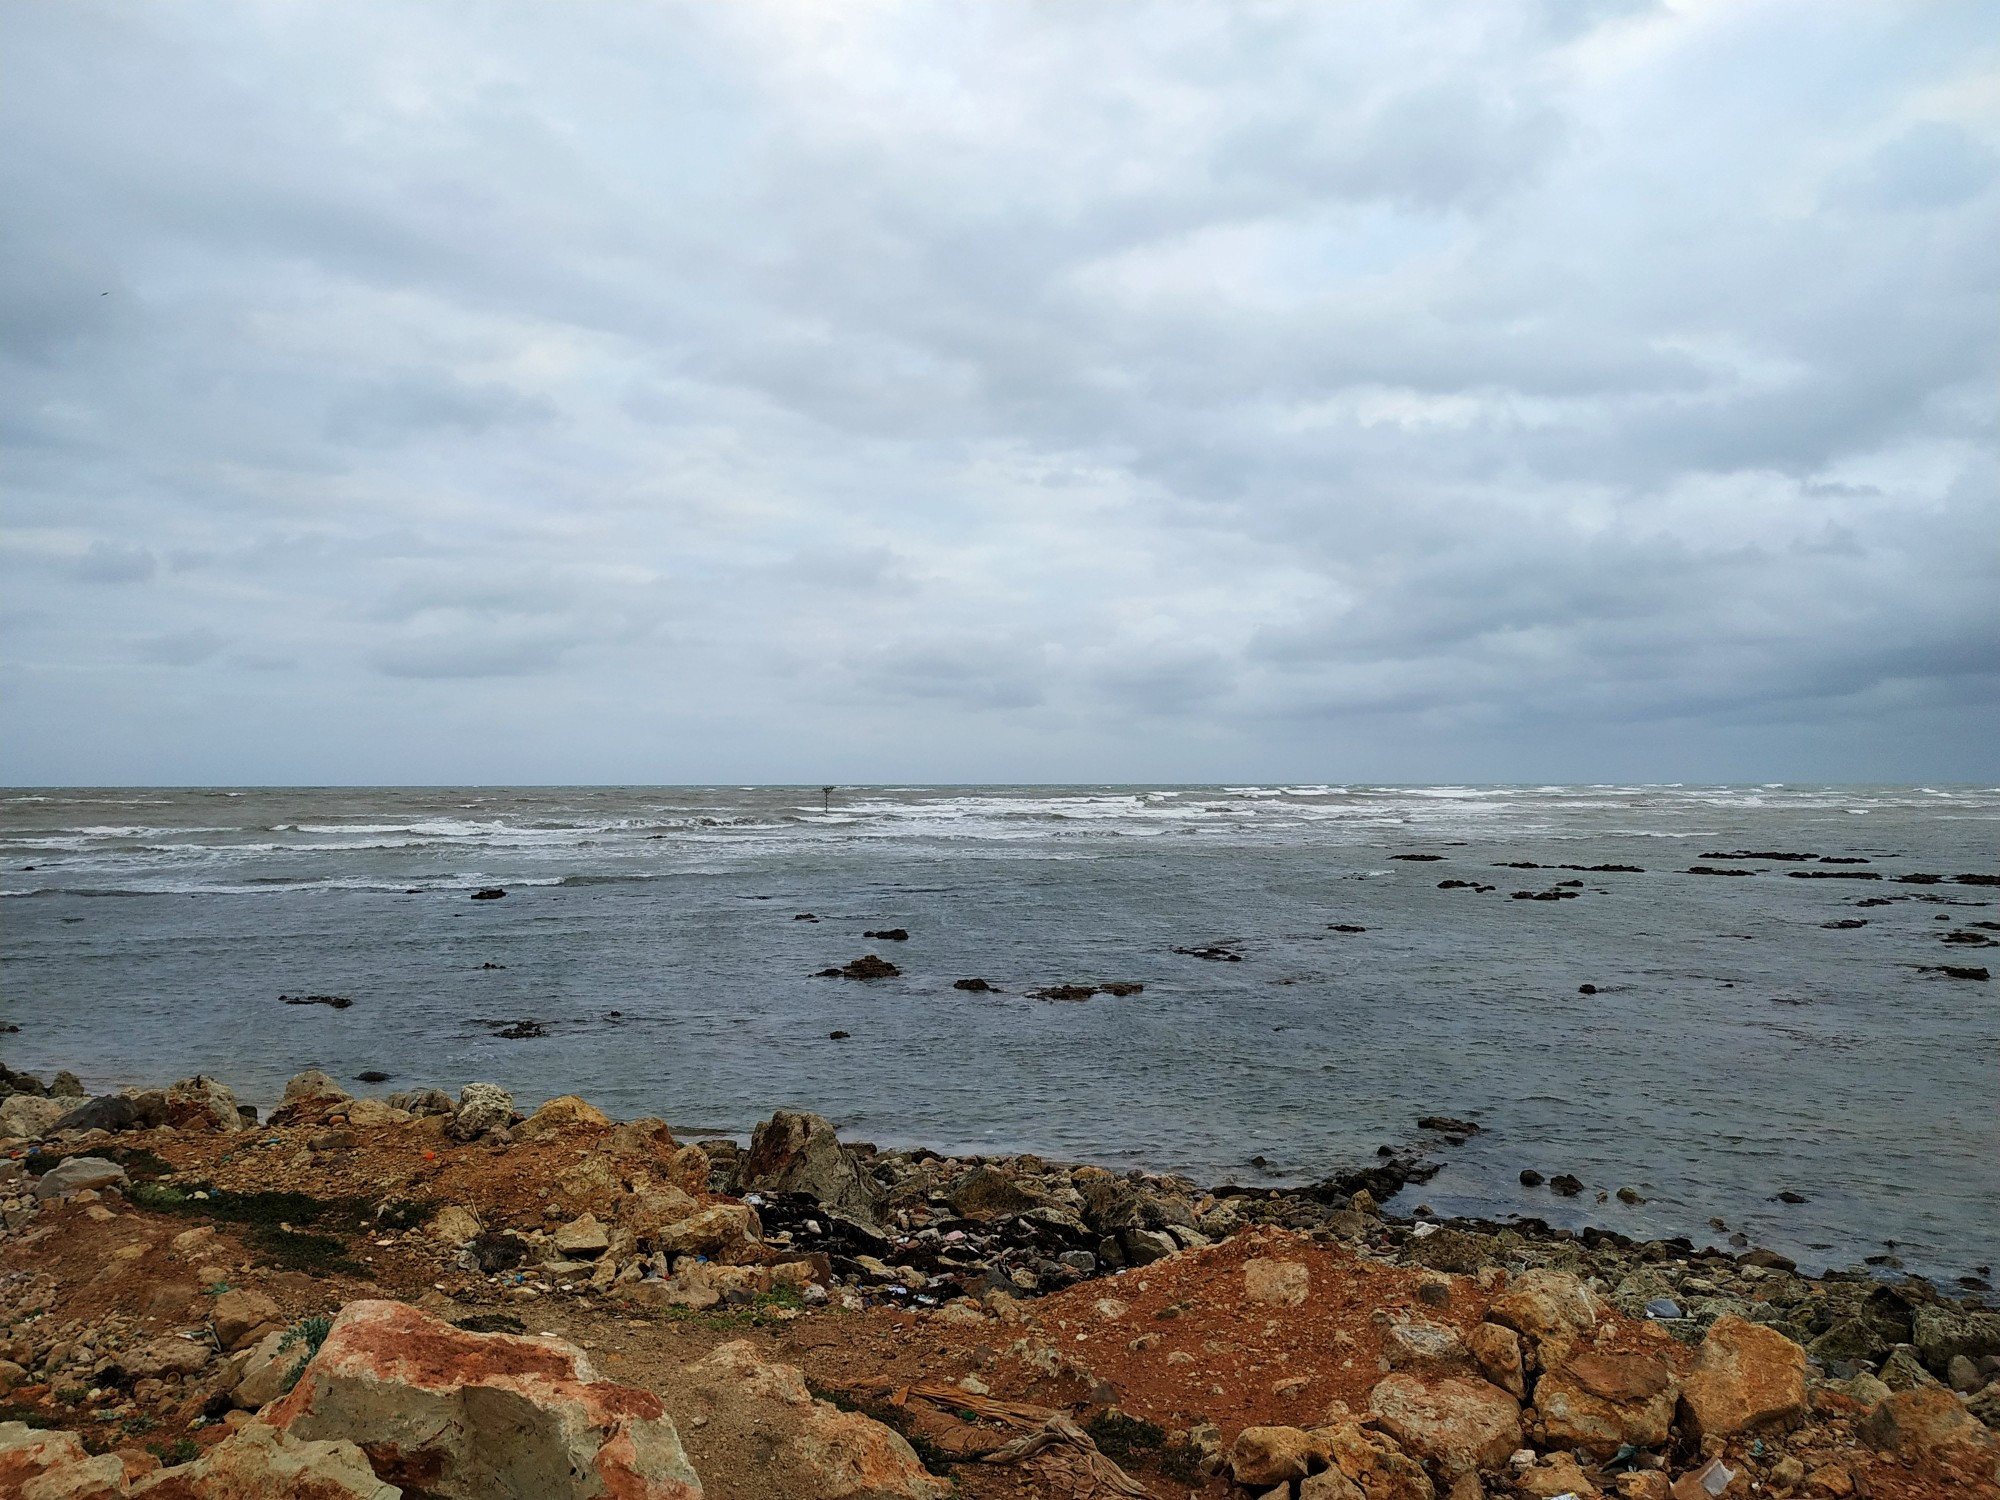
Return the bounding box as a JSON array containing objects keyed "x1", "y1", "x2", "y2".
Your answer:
[
  {"x1": 1085, "y1": 1410, "x2": 1165, "y2": 1461},
  {"x1": 275, "y1": 1314, "x2": 335, "y2": 1394},
  {"x1": 146, "y1": 1437, "x2": 200, "y2": 1465},
  {"x1": 451, "y1": 1312, "x2": 527, "y2": 1335}
]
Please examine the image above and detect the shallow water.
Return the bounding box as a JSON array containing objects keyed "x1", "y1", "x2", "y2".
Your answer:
[{"x1": 3, "y1": 783, "x2": 1996, "y2": 1282}]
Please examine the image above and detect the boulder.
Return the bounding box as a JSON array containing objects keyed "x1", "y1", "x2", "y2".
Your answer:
[
  {"x1": 1229, "y1": 1425, "x2": 1328, "y2": 1487},
  {"x1": 654, "y1": 1204, "x2": 762, "y2": 1262},
  {"x1": 0, "y1": 1420, "x2": 128, "y2": 1498},
  {"x1": 1403, "y1": 1229, "x2": 1496, "y2": 1275},
  {"x1": 447, "y1": 1083, "x2": 513, "y2": 1141},
  {"x1": 610, "y1": 1183, "x2": 704, "y2": 1260},
  {"x1": 128, "y1": 1420, "x2": 399, "y2": 1498},
  {"x1": 164, "y1": 1075, "x2": 245, "y2": 1133},
  {"x1": 1319, "y1": 1422, "x2": 1435, "y2": 1500},
  {"x1": 384, "y1": 1088, "x2": 455, "y2": 1118},
  {"x1": 553, "y1": 1214, "x2": 611, "y2": 1259},
  {"x1": 0, "y1": 1093, "x2": 66, "y2": 1139},
  {"x1": 278, "y1": 1070, "x2": 352, "y2": 1117},
  {"x1": 1467, "y1": 1321, "x2": 1526, "y2": 1400},
  {"x1": 34, "y1": 1155, "x2": 131, "y2": 1200},
  {"x1": 429, "y1": 1205, "x2": 482, "y2": 1246},
  {"x1": 516, "y1": 1095, "x2": 611, "y2": 1141},
  {"x1": 738, "y1": 1110, "x2": 885, "y2": 1228},
  {"x1": 123, "y1": 1336, "x2": 217, "y2": 1379},
  {"x1": 1859, "y1": 1385, "x2": 2000, "y2": 1473},
  {"x1": 1485, "y1": 1268, "x2": 1598, "y2": 1371},
  {"x1": 343, "y1": 1099, "x2": 410, "y2": 1129},
  {"x1": 1516, "y1": 1452, "x2": 1602, "y2": 1497},
  {"x1": 1880, "y1": 1344, "x2": 1939, "y2": 1392},
  {"x1": 1300, "y1": 1467, "x2": 1368, "y2": 1500},
  {"x1": 1913, "y1": 1305, "x2": 2000, "y2": 1376},
  {"x1": 232, "y1": 1328, "x2": 304, "y2": 1410},
  {"x1": 52, "y1": 1093, "x2": 164, "y2": 1134},
  {"x1": 1535, "y1": 1351, "x2": 1678, "y2": 1455},
  {"x1": 684, "y1": 1340, "x2": 944, "y2": 1499},
  {"x1": 1244, "y1": 1259, "x2": 1312, "y2": 1307},
  {"x1": 1678, "y1": 1314, "x2": 1808, "y2": 1439},
  {"x1": 1366, "y1": 1373, "x2": 1521, "y2": 1477},
  {"x1": 213, "y1": 1289, "x2": 283, "y2": 1353},
  {"x1": 1384, "y1": 1321, "x2": 1472, "y2": 1374},
  {"x1": 947, "y1": 1166, "x2": 1043, "y2": 1221},
  {"x1": 606, "y1": 1117, "x2": 678, "y2": 1156},
  {"x1": 1120, "y1": 1227, "x2": 1179, "y2": 1265},
  {"x1": 268, "y1": 1299, "x2": 701, "y2": 1498}
]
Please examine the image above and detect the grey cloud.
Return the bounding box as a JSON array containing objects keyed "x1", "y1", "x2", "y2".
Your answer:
[{"x1": 0, "y1": 0, "x2": 1994, "y2": 783}]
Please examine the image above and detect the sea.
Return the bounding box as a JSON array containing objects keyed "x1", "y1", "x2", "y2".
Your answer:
[{"x1": 2, "y1": 784, "x2": 1995, "y2": 1285}]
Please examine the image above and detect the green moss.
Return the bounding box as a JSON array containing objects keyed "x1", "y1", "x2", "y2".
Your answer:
[
  {"x1": 1085, "y1": 1410, "x2": 1165, "y2": 1461},
  {"x1": 146, "y1": 1437, "x2": 201, "y2": 1465},
  {"x1": 0, "y1": 1404, "x2": 58, "y2": 1429},
  {"x1": 247, "y1": 1225, "x2": 371, "y2": 1278},
  {"x1": 25, "y1": 1145, "x2": 174, "y2": 1180},
  {"x1": 451, "y1": 1312, "x2": 528, "y2": 1335}
]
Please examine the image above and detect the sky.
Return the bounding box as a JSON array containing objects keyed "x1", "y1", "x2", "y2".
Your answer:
[{"x1": 2, "y1": 0, "x2": 1997, "y2": 786}]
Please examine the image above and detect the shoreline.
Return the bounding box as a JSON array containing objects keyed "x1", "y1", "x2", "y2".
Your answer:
[{"x1": 2, "y1": 1062, "x2": 1998, "y2": 1497}]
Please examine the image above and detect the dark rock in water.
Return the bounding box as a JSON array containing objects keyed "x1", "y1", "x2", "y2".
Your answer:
[
  {"x1": 1327, "y1": 924, "x2": 1368, "y2": 933},
  {"x1": 51, "y1": 1071, "x2": 84, "y2": 1099},
  {"x1": 1686, "y1": 866, "x2": 1757, "y2": 876},
  {"x1": 1519, "y1": 1169, "x2": 1545, "y2": 1186},
  {"x1": 1823, "y1": 919, "x2": 1868, "y2": 929},
  {"x1": 1702, "y1": 850, "x2": 1813, "y2": 861},
  {"x1": 1566, "y1": 864, "x2": 1644, "y2": 873},
  {"x1": 281, "y1": 994, "x2": 353, "y2": 1010},
  {"x1": 1389, "y1": 854, "x2": 1444, "y2": 861},
  {"x1": 1437, "y1": 879, "x2": 1488, "y2": 890},
  {"x1": 1549, "y1": 1173, "x2": 1585, "y2": 1196},
  {"x1": 1895, "y1": 872, "x2": 1942, "y2": 884},
  {"x1": 1954, "y1": 872, "x2": 2000, "y2": 886},
  {"x1": 793, "y1": 913, "x2": 818, "y2": 921},
  {"x1": 1740, "y1": 1247, "x2": 1796, "y2": 1271},
  {"x1": 494, "y1": 1020, "x2": 548, "y2": 1039},
  {"x1": 952, "y1": 977, "x2": 997, "y2": 992},
  {"x1": 1027, "y1": 984, "x2": 1098, "y2": 1002},
  {"x1": 1512, "y1": 888, "x2": 1578, "y2": 901},
  {"x1": 1921, "y1": 964, "x2": 1991, "y2": 980},
  {"x1": 1788, "y1": 870, "x2": 1881, "y2": 880},
  {"x1": 821, "y1": 954, "x2": 900, "y2": 980},
  {"x1": 1819, "y1": 856, "x2": 1870, "y2": 864},
  {"x1": 1857, "y1": 897, "x2": 1895, "y2": 906},
  {"x1": 1100, "y1": 982, "x2": 1144, "y2": 997},
  {"x1": 1775, "y1": 1190, "x2": 1809, "y2": 1204},
  {"x1": 1578, "y1": 983, "x2": 1598, "y2": 994},
  {"x1": 1941, "y1": 930, "x2": 1998, "y2": 946},
  {"x1": 828, "y1": 1030, "x2": 850, "y2": 1040},
  {"x1": 1495, "y1": 861, "x2": 1542, "y2": 868},
  {"x1": 863, "y1": 927, "x2": 909, "y2": 941},
  {"x1": 1418, "y1": 1115, "x2": 1481, "y2": 1136},
  {"x1": 479, "y1": 962, "x2": 506, "y2": 969},
  {"x1": 0, "y1": 1064, "x2": 46, "y2": 1097},
  {"x1": 1173, "y1": 945, "x2": 1243, "y2": 961},
  {"x1": 470, "y1": 887, "x2": 507, "y2": 900},
  {"x1": 354, "y1": 1070, "x2": 392, "y2": 1084}
]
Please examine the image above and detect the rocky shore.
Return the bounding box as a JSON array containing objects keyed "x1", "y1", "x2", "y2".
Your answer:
[{"x1": 0, "y1": 1063, "x2": 1996, "y2": 1498}]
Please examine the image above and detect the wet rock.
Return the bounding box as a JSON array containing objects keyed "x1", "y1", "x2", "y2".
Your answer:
[
  {"x1": 1327, "y1": 924, "x2": 1368, "y2": 933},
  {"x1": 130, "y1": 1420, "x2": 399, "y2": 1498},
  {"x1": 951, "y1": 978, "x2": 996, "y2": 992},
  {"x1": 1536, "y1": 1351, "x2": 1678, "y2": 1455},
  {"x1": 687, "y1": 1341, "x2": 944, "y2": 1498},
  {"x1": 1025, "y1": 984, "x2": 1098, "y2": 1002},
  {"x1": 1100, "y1": 981, "x2": 1145, "y2": 996},
  {"x1": 1244, "y1": 1258, "x2": 1311, "y2": 1306},
  {"x1": 1417, "y1": 1116, "x2": 1481, "y2": 1136},
  {"x1": 493, "y1": 1020, "x2": 547, "y2": 1039},
  {"x1": 1679, "y1": 1314, "x2": 1808, "y2": 1439},
  {"x1": 1389, "y1": 854, "x2": 1445, "y2": 861},
  {"x1": 1367, "y1": 1373, "x2": 1522, "y2": 1477},
  {"x1": 862, "y1": 928, "x2": 909, "y2": 941},
  {"x1": 470, "y1": 886, "x2": 506, "y2": 899},
  {"x1": 447, "y1": 1082, "x2": 514, "y2": 1141},
  {"x1": 1172, "y1": 944, "x2": 1243, "y2": 961},
  {"x1": 354, "y1": 1070, "x2": 391, "y2": 1083},
  {"x1": 34, "y1": 1155, "x2": 131, "y2": 1200},
  {"x1": 1518, "y1": 1169, "x2": 1544, "y2": 1186},
  {"x1": 269, "y1": 1300, "x2": 701, "y2": 1498},
  {"x1": 1549, "y1": 1174, "x2": 1585, "y2": 1196},
  {"x1": 739, "y1": 1109, "x2": 886, "y2": 1228},
  {"x1": 281, "y1": 994, "x2": 354, "y2": 1009},
  {"x1": 818, "y1": 954, "x2": 900, "y2": 980}
]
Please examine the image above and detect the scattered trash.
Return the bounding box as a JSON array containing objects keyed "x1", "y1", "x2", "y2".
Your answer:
[{"x1": 1644, "y1": 1296, "x2": 1684, "y2": 1319}]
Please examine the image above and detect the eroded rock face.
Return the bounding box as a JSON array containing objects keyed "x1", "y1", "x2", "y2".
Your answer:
[
  {"x1": 1913, "y1": 1305, "x2": 2000, "y2": 1377},
  {"x1": 1484, "y1": 1268, "x2": 1597, "y2": 1371},
  {"x1": 276, "y1": 1071, "x2": 352, "y2": 1121},
  {"x1": 128, "y1": 1422, "x2": 399, "y2": 1499},
  {"x1": 1535, "y1": 1351, "x2": 1678, "y2": 1455},
  {"x1": 267, "y1": 1299, "x2": 701, "y2": 1499},
  {"x1": 0, "y1": 1420, "x2": 128, "y2": 1498},
  {"x1": 1320, "y1": 1422, "x2": 1435, "y2": 1500},
  {"x1": 738, "y1": 1110, "x2": 886, "y2": 1228},
  {"x1": 1467, "y1": 1321, "x2": 1526, "y2": 1400},
  {"x1": 1366, "y1": 1373, "x2": 1522, "y2": 1477},
  {"x1": 684, "y1": 1341, "x2": 946, "y2": 1500},
  {"x1": 447, "y1": 1083, "x2": 513, "y2": 1141},
  {"x1": 0, "y1": 1093, "x2": 67, "y2": 1139},
  {"x1": 1679, "y1": 1314, "x2": 1808, "y2": 1440},
  {"x1": 1229, "y1": 1425, "x2": 1327, "y2": 1487},
  {"x1": 1383, "y1": 1321, "x2": 1472, "y2": 1374}
]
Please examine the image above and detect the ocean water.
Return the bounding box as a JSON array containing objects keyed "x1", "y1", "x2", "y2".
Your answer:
[{"x1": 2, "y1": 784, "x2": 1996, "y2": 1282}]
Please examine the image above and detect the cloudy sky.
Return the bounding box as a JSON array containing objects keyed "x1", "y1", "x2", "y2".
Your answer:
[{"x1": 3, "y1": 1, "x2": 1996, "y2": 785}]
